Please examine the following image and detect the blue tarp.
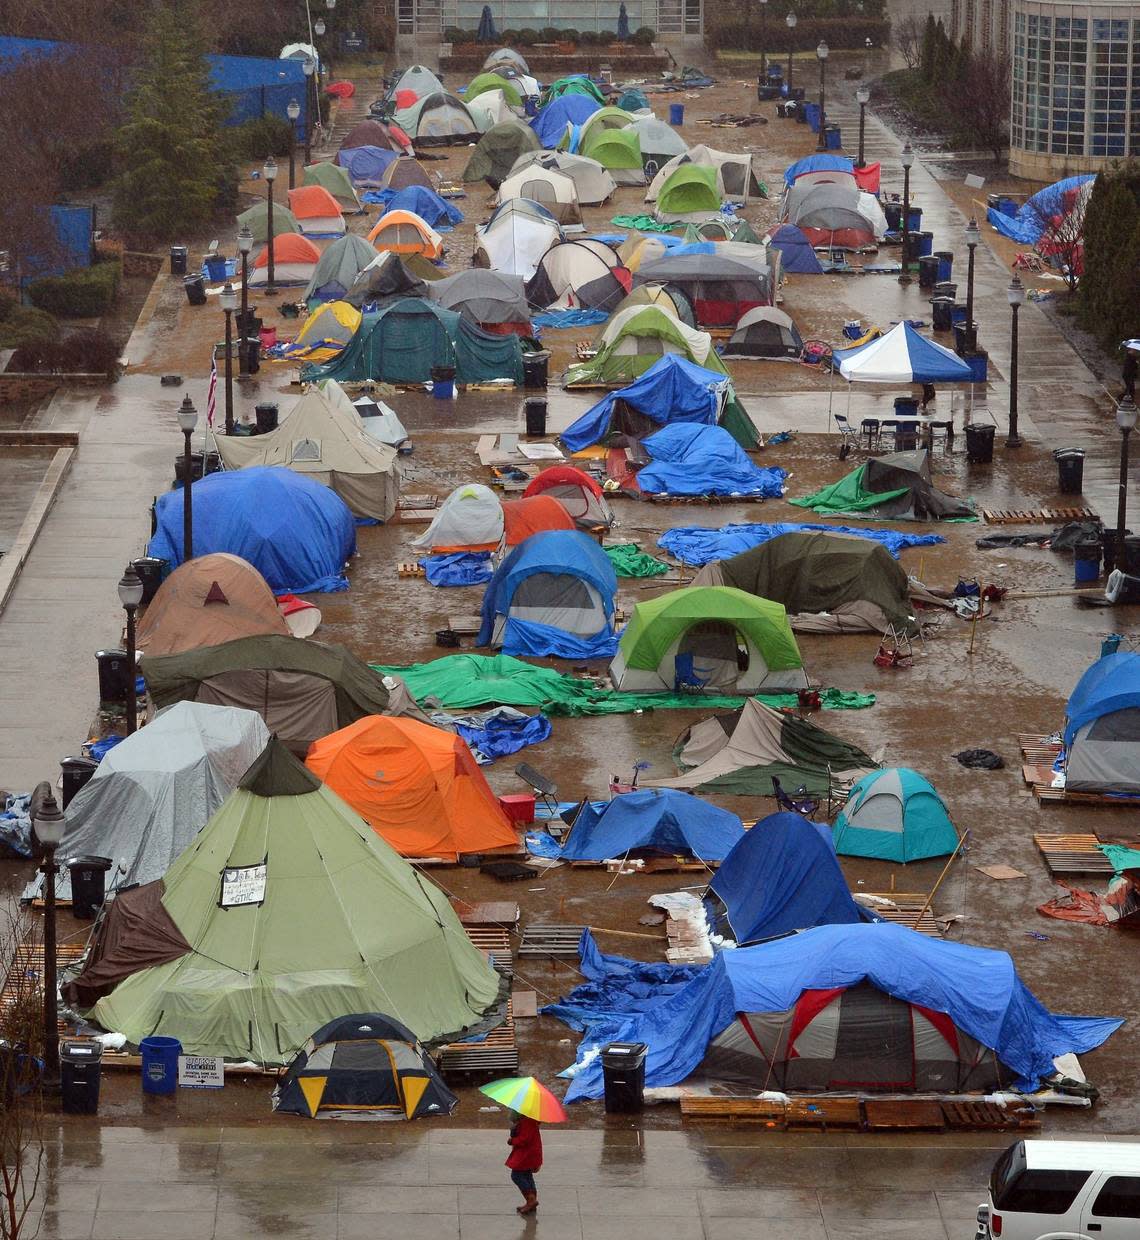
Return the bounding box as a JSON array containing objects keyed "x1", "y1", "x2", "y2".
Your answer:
[
  {"x1": 451, "y1": 708, "x2": 552, "y2": 762},
  {"x1": 986, "y1": 175, "x2": 1095, "y2": 246},
  {"x1": 337, "y1": 146, "x2": 399, "y2": 185},
  {"x1": 207, "y1": 53, "x2": 309, "y2": 126},
  {"x1": 530, "y1": 94, "x2": 601, "y2": 148},
  {"x1": 1064, "y1": 651, "x2": 1140, "y2": 747},
  {"x1": 557, "y1": 923, "x2": 1125, "y2": 1100},
  {"x1": 637, "y1": 424, "x2": 786, "y2": 498},
  {"x1": 420, "y1": 552, "x2": 493, "y2": 587},
  {"x1": 478, "y1": 530, "x2": 618, "y2": 657},
  {"x1": 560, "y1": 788, "x2": 745, "y2": 861},
  {"x1": 783, "y1": 153, "x2": 854, "y2": 186},
  {"x1": 148, "y1": 466, "x2": 356, "y2": 594},
  {"x1": 767, "y1": 224, "x2": 825, "y2": 275},
  {"x1": 560, "y1": 355, "x2": 728, "y2": 452},
  {"x1": 709, "y1": 812, "x2": 874, "y2": 943},
  {"x1": 657, "y1": 522, "x2": 944, "y2": 566},
  {"x1": 362, "y1": 185, "x2": 464, "y2": 229},
  {"x1": 532, "y1": 308, "x2": 610, "y2": 329}
]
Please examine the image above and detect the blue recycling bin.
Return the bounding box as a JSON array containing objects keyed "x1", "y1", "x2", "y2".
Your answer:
[
  {"x1": 140, "y1": 1036, "x2": 182, "y2": 1095},
  {"x1": 824, "y1": 125, "x2": 842, "y2": 150},
  {"x1": 907, "y1": 206, "x2": 923, "y2": 232},
  {"x1": 915, "y1": 230, "x2": 934, "y2": 258},
  {"x1": 803, "y1": 101, "x2": 821, "y2": 132},
  {"x1": 935, "y1": 251, "x2": 954, "y2": 281},
  {"x1": 525, "y1": 95, "x2": 538, "y2": 117},
  {"x1": 966, "y1": 352, "x2": 988, "y2": 383},
  {"x1": 669, "y1": 103, "x2": 684, "y2": 125}
]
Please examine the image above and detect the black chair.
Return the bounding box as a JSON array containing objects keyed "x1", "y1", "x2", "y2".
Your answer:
[{"x1": 515, "y1": 762, "x2": 559, "y2": 816}]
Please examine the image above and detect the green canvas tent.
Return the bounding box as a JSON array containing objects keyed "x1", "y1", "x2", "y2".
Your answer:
[
  {"x1": 581, "y1": 128, "x2": 644, "y2": 186},
  {"x1": 542, "y1": 76, "x2": 606, "y2": 106},
  {"x1": 791, "y1": 451, "x2": 974, "y2": 521},
  {"x1": 302, "y1": 162, "x2": 363, "y2": 213},
  {"x1": 609, "y1": 585, "x2": 807, "y2": 694},
  {"x1": 655, "y1": 166, "x2": 721, "y2": 221},
  {"x1": 465, "y1": 72, "x2": 523, "y2": 107},
  {"x1": 75, "y1": 740, "x2": 504, "y2": 1061},
  {"x1": 302, "y1": 297, "x2": 524, "y2": 386},
  {"x1": 462, "y1": 121, "x2": 540, "y2": 186},
  {"x1": 237, "y1": 200, "x2": 300, "y2": 244},
  {"x1": 832, "y1": 767, "x2": 959, "y2": 862},
  {"x1": 653, "y1": 697, "x2": 877, "y2": 796},
  {"x1": 691, "y1": 531, "x2": 915, "y2": 634}
]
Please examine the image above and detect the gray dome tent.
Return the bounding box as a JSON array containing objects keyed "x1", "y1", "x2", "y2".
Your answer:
[{"x1": 722, "y1": 306, "x2": 804, "y2": 359}]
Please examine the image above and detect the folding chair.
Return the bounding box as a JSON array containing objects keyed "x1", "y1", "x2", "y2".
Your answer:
[
  {"x1": 771, "y1": 776, "x2": 820, "y2": 818},
  {"x1": 832, "y1": 413, "x2": 859, "y2": 460},
  {"x1": 673, "y1": 653, "x2": 708, "y2": 694},
  {"x1": 514, "y1": 762, "x2": 559, "y2": 817}
]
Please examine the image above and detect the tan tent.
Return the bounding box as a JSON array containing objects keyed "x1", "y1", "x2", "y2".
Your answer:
[
  {"x1": 215, "y1": 388, "x2": 399, "y2": 522},
  {"x1": 136, "y1": 554, "x2": 291, "y2": 657}
]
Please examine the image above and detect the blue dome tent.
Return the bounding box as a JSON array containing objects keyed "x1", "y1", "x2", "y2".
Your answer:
[
  {"x1": 1063, "y1": 651, "x2": 1140, "y2": 793},
  {"x1": 560, "y1": 788, "x2": 745, "y2": 862},
  {"x1": 766, "y1": 224, "x2": 825, "y2": 275},
  {"x1": 832, "y1": 767, "x2": 958, "y2": 862},
  {"x1": 148, "y1": 466, "x2": 356, "y2": 594},
  {"x1": 477, "y1": 530, "x2": 618, "y2": 659}
]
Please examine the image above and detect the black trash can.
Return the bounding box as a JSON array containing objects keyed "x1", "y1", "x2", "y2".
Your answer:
[
  {"x1": 524, "y1": 397, "x2": 548, "y2": 437},
  {"x1": 522, "y1": 351, "x2": 549, "y2": 391},
  {"x1": 894, "y1": 396, "x2": 919, "y2": 418},
  {"x1": 60, "y1": 756, "x2": 98, "y2": 809},
  {"x1": 954, "y1": 322, "x2": 977, "y2": 355},
  {"x1": 254, "y1": 402, "x2": 279, "y2": 434},
  {"x1": 67, "y1": 856, "x2": 113, "y2": 919},
  {"x1": 882, "y1": 202, "x2": 901, "y2": 231},
  {"x1": 934, "y1": 281, "x2": 957, "y2": 300},
  {"x1": 1054, "y1": 447, "x2": 1085, "y2": 495},
  {"x1": 965, "y1": 424, "x2": 996, "y2": 464},
  {"x1": 236, "y1": 310, "x2": 261, "y2": 338},
  {"x1": 917, "y1": 255, "x2": 939, "y2": 289},
  {"x1": 243, "y1": 338, "x2": 261, "y2": 374},
  {"x1": 170, "y1": 246, "x2": 188, "y2": 276},
  {"x1": 60, "y1": 1040, "x2": 103, "y2": 1115},
  {"x1": 183, "y1": 275, "x2": 206, "y2": 306},
  {"x1": 131, "y1": 556, "x2": 167, "y2": 604},
  {"x1": 601, "y1": 1042, "x2": 647, "y2": 1114},
  {"x1": 95, "y1": 649, "x2": 131, "y2": 706},
  {"x1": 932, "y1": 297, "x2": 954, "y2": 332}
]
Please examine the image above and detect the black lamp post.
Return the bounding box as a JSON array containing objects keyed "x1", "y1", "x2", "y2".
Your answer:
[
  {"x1": 303, "y1": 56, "x2": 316, "y2": 166},
  {"x1": 786, "y1": 12, "x2": 797, "y2": 92},
  {"x1": 287, "y1": 98, "x2": 300, "y2": 188},
  {"x1": 178, "y1": 395, "x2": 198, "y2": 555},
  {"x1": 963, "y1": 216, "x2": 981, "y2": 355},
  {"x1": 855, "y1": 85, "x2": 870, "y2": 168},
  {"x1": 237, "y1": 225, "x2": 253, "y2": 374},
  {"x1": 263, "y1": 156, "x2": 278, "y2": 290},
  {"x1": 1115, "y1": 396, "x2": 1138, "y2": 573},
  {"x1": 815, "y1": 41, "x2": 829, "y2": 151},
  {"x1": 118, "y1": 563, "x2": 143, "y2": 734},
  {"x1": 758, "y1": 0, "x2": 768, "y2": 78},
  {"x1": 1006, "y1": 275, "x2": 1025, "y2": 448},
  {"x1": 898, "y1": 141, "x2": 914, "y2": 285},
  {"x1": 34, "y1": 791, "x2": 65, "y2": 1085},
  {"x1": 220, "y1": 282, "x2": 237, "y2": 436}
]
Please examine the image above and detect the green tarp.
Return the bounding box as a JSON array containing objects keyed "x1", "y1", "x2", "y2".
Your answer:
[
  {"x1": 370, "y1": 653, "x2": 874, "y2": 715},
  {"x1": 604, "y1": 544, "x2": 670, "y2": 577},
  {"x1": 542, "y1": 76, "x2": 606, "y2": 106},
  {"x1": 611, "y1": 215, "x2": 677, "y2": 233},
  {"x1": 792, "y1": 453, "x2": 976, "y2": 522},
  {"x1": 1100, "y1": 844, "x2": 1140, "y2": 873}
]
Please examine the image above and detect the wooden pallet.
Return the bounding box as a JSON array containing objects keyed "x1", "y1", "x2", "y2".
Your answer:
[
  {"x1": 982, "y1": 507, "x2": 1097, "y2": 525},
  {"x1": 864, "y1": 1099, "x2": 946, "y2": 1130},
  {"x1": 861, "y1": 894, "x2": 944, "y2": 937},
  {"x1": 567, "y1": 856, "x2": 716, "y2": 873},
  {"x1": 1024, "y1": 764, "x2": 1140, "y2": 805},
  {"x1": 464, "y1": 926, "x2": 514, "y2": 978},
  {"x1": 517, "y1": 924, "x2": 583, "y2": 956},
  {"x1": 451, "y1": 900, "x2": 520, "y2": 927},
  {"x1": 942, "y1": 1100, "x2": 1040, "y2": 1131},
  {"x1": 680, "y1": 1096, "x2": 788, "y2": 1126},
  {"x1": 1034, "y1": 833, "x2": 1117, "y2": 875},
  {"x1": 1018, "y1": 733, "x2": 1063, "y2": 763},
  {"x1": 786, "y1": 1097, "x2": 863, "y2": 1129},
  {"x1": 438, "y1": 1001, "x2": 519, "y2": 1077},
  {"x1": 397, "y1": 562, "x2": 425, "y2": 578},
  {"x1": 0, "y1": 931, "x2": 86, "y2": 1036}
]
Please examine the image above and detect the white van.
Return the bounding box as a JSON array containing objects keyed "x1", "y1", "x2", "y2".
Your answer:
[{"x1": 976, "y1": 1140, "x2": 1140, "y2": 1240}]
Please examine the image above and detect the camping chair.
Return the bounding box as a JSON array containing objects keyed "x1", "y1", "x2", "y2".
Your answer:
[
  {"x1": 673, "y1": 653, "x2": 709, "y2": 694},
  {"x1": 832, "y1": 413, "x2": 859, "y2": 460},
  {"x1": 515, "y1": 761, "x2": 559, "y2": 817},
  {"x1": 771, "y1": 776, "x2": 820, "y2": 818}
]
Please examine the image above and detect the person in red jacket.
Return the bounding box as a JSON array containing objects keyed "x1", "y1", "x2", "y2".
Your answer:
[{"x1": 506, "y1": 1110, "x2": 543, "y2": 1214}]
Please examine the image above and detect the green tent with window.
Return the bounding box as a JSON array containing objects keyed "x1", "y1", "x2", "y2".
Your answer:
[
  {"x1": 465, "y1": 71, "x2": 523, "y2": 107},
  {"x1": 581, "y1": 128, "x2": 643, "y2": 184},
  {"x1": 236, "y1": 200, "x2": 300, "y2": 244},
  {"x1": 77, "y1": 739, "x2": 504, "y2": 1062},
  {"x1": 541, "y1": 75, "x2": 607, "y2": 107},
  {"x1": 655, "y1": 166, "x2": 721, "y2": 220},
  {"x1": 302, "y1": 162, "x2": 362, "y2": 213}
]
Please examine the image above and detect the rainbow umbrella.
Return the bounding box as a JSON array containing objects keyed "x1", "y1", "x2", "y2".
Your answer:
[{"x1": 478, "y1": 1076, "x2": 568, "y2": 1122}]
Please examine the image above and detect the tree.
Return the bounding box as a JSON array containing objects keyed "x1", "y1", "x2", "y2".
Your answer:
[
  {"x1": 959, "y1": 48, "x2": 1010, "y2": 161},
  {"x1": 112, "y1": 0, "x2": 223, "y2": 246},
  {"x1": 1026, "y1": 184, "x2": 1090, "y2": 292},
  {"x1": 1079, "y1": 172, "x2": 1140, "y2": 348},
  {"x1": 894, "y1": 15, "x2": 923, "y2": 70}
]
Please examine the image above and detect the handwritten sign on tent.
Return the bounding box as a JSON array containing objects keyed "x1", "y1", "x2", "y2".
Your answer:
[{"x1": 219, "y1": 861, "x2": 267, "y2": 908}]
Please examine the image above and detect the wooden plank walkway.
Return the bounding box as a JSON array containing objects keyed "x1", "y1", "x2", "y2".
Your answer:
[{"x1": 680, "y1": 1094, "x2": 1041, "y2": 1132}]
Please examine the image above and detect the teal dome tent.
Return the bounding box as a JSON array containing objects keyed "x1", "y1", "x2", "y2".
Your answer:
[{"x1": 832, "y1": 767, "x2": 958, "y2": 862}]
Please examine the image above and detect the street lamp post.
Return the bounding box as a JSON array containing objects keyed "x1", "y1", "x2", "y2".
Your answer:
[
  {"x1": 786, "y1": 12, "x2": 797, "y2": 92},
  {"x1": 34, "y1": 791, "x2": 65, "y2": 1084},
  {"x1": 263, "y1": 156, "x2": 278, "y2": 290},
  {"x1": 855, "y1": 85, "x2": 870, "y2": 167},
  {"x1": 237, "y1": 225, "x2": 253, "y2": 374},
  {"x1": 758, "y1": 0, "x2": 768, "y2": 78},
  {"x1": 1115, "y1": 396, "x2": 1138, "y2": 574},
  {"x1": 1006, "y1": 275, "x2": 1025, "y2": 448},
  {"x1": 303, "y1": 56, "x2": 316, "y2": 165},
  {"x1": 286, "y1": 98, "x2": 300, "y2": 188},
  {"x1": 964, "y1": 216, "x2": 981, "y2": 355},
  {"x1": 118, "y1": 563, "x2": 143, "y2": 734},
  {"x1": 220, "y1": 282, "x2": 237, "y2": 436},
  {"x1": 178, "y1": 395, "x2": 198, "y2": 556},
  {"x1": 816, "y1": 41, "x2": 829, "y2": 152},
  {"x1": 898, "y1": 141, "x2": 914, "y2": 285}
]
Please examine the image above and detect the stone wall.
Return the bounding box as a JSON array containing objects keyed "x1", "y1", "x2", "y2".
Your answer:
[
  {"x1": 123, "y1": 251, "x2": 164, "y2": 279},
  {"x1": 0, "y1": 374, "x2": 108, "y2": 404}
]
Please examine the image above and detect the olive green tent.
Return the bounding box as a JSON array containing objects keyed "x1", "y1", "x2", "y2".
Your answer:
[
  {"x1": 465, "y1": 72, "x2": 523, "y2": 107},
  {"x1": 236, "y1": 200, "x2": 300, "y2": 244},
  {"x1": 655, "y1": 166, "x2": 721, "y2": 222},
  {"x1": 581, "y1": 128, "x2": 644, "y2": 186},
  {"x1": 82, "y1": 739, "x2": 504, "y2": 1062},
  {"x1": 609, "y1": 586, "x2": 806, "y2": 694},
  {"x1": 691, "y1": 531, "x2": 916, "y2": 634},
  {"x1": 302, "y1": 162, "x2": 363, "y2": 212},
  {"x1": 462, "y1": 121, "x2": 540, "y2": 186}
]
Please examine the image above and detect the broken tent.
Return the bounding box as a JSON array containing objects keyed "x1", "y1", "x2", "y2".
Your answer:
[
  {"x1": 627, "y1": 424, "x2": 784, "y2": 499},
  {"x1": 72, "y1": 740, "x2": 504, "y2": 1060},
  {"x1": 559, "y1": 788, "x2": 745, "y2": 862},
  {"x1": 791, "y1": 451, "x2": 974, "y2": 521}
]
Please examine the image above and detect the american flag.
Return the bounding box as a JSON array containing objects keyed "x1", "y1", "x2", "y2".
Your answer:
[{"x1": 206, "y1": 353, "x2": 217, "y2": 428}]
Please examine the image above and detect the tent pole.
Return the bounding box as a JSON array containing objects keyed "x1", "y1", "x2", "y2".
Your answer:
[{"x1": 910, "y1": 828, "x2": 969, "y2": 930}]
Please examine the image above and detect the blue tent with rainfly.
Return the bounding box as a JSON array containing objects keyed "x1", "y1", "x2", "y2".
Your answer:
[
  {"x1": 1062, "y1": 651, "x2": 1140, "y2": 794},
  {"x1": 783, "y1": 153, "x2": 855, "y2": 186},
  {"x1": 709, "y1": 812, "x2": 876, "y2": 944},
  {"x1": 767, "y1": 224, "x2": 825, "y2": 275},
  {"x1": 832, "y1": 767, "x2": 958, "y2": 862},
  {"x1": 986, "y1": 174, "x2": 1095, "y2": 246},
  {"x1": 477, "y1": 529, "x2": 619, "y2": 659},
  {"x1": 559, "y1": 355, "x2": 730, "y2": 453},
  {"x1": 337, "y1": 145, "x2": 399, "y2": 186},
  {"x1": 632, "y1": 423, "x2": 787, "y2": 499},
  {"x1": 560, "y1": 788, "x2": 745, "y2": 862},
  {"x1": 1063, "y1": 651, "x2": 1140, "y2": 747},
  {"x1": 554, "y1": 922, "x2": 1124, "y2": 1100},
  {"x1": 531, "y1": 94, "x2": 602, "y2": 149},
  {"x1": 373, "y1": 185, "x2": 464, "y2": 231},
  {"x1": 148, "y1": 466, "x2": 356, "y2": 595}
]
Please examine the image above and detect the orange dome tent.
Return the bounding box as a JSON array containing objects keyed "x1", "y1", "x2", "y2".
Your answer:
[
  {"x1": 366, "y1": 210, "x2": 444, "y2": 259},
  {"x1": 250, "y1": 232, "x2": 321, "y2": 285},
  {"x1": 501, "y1": 495, "x2": 576, "y2": 547},
  {"x1": 136, "y1": 553, "x2": 292, "y2": 657},
  {"x1": 287, "y1": 184, "x2": 346, "y2": 236},
  {"x1": 305, "y1": 715, "x2": 519, "y2": 859}
]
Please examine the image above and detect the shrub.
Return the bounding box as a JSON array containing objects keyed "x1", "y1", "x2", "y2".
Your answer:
[
  {"x1": 228, "y1": 113, "x2": 294, "y2": 161},
  {"x1": 578, "y1": 29, "x2": 603, "y2": 45},
  {"x1": 58, "y1": 327, "x2": 122, "y2": 376},
  {"x1": 540, "y1": 26, "x2": 562, "y2": 42},
  {"x1": 443, "y1": 25, "x2": 466, "y2": 41},
  {"x1": 26, "y1": 259, "x2": 122, "y2": 319},
  {"x1": 708, "y1": 15, "x2": 890, "y2": 50},
  {"x1": 0, "y1": 304, "x2": 59, "y2": 352},
  {"x1": 501, "y1": 29, "x2": 521, "y2": 42},
  {"x1": 633, "y1": 26, "x2": 656, "y2": 44},
  {"x1": 560, "y1": 28, "x2": 580, "y2": 43},
  {"x1": 59, "y1": 139, "x2": 115, "y2": 192},
  {"x1": 517, "y1": 27, "x2": 540, "y2": 44}
]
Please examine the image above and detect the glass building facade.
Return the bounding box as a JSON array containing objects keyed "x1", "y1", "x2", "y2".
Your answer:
[{"x1": 403, "y1": 0, "x2": 701, "y2": 34}]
